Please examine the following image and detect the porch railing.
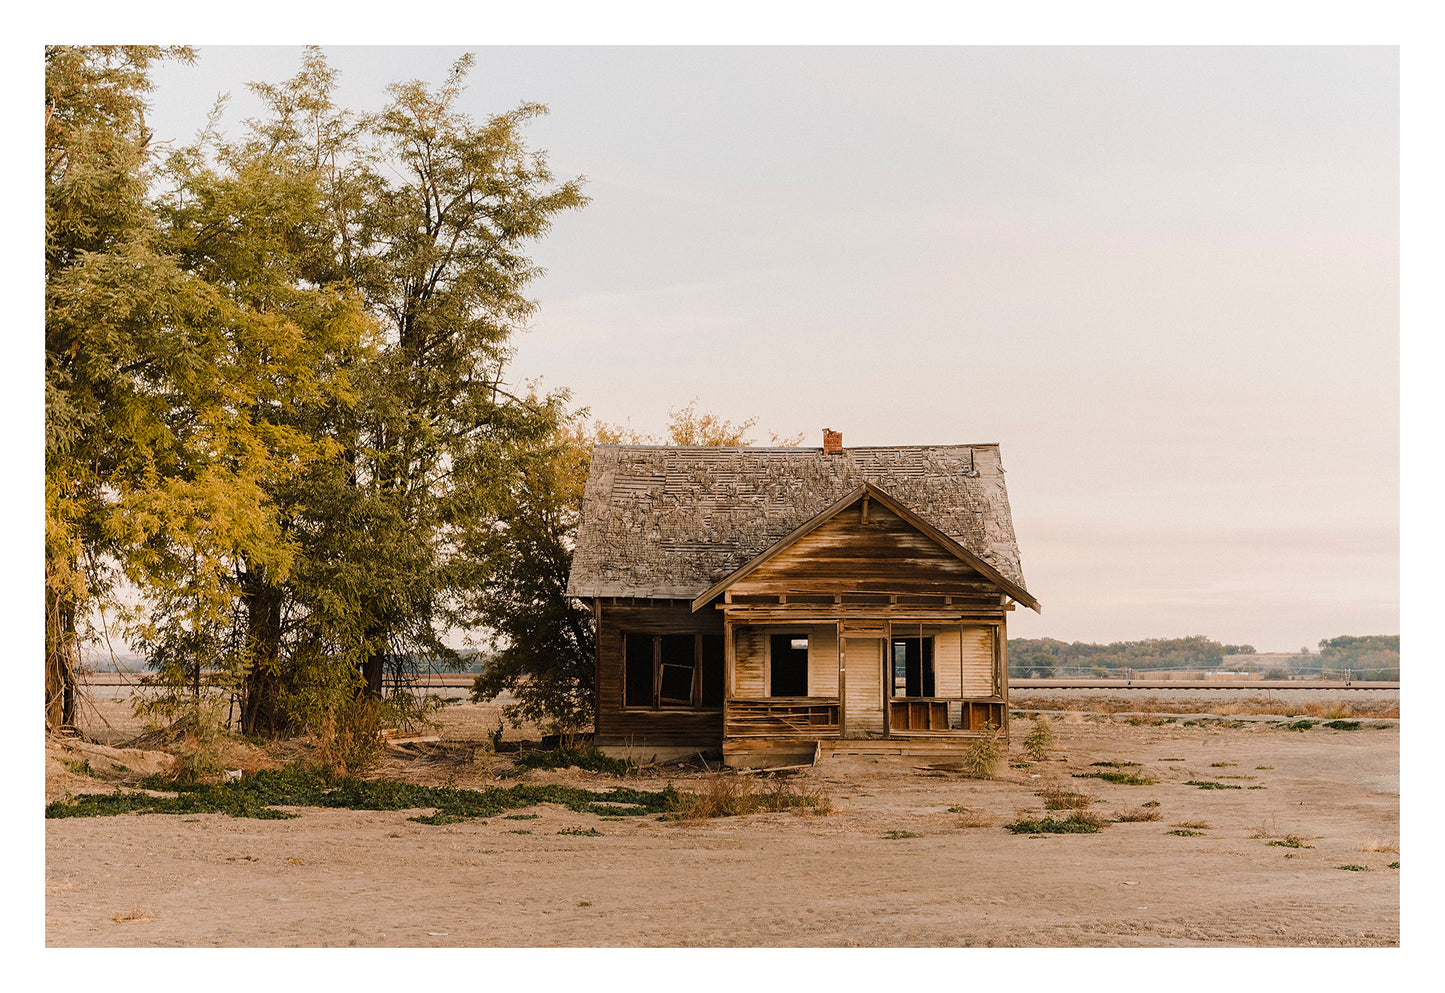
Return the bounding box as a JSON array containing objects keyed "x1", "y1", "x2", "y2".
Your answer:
[{"x1": 725, "y1": 697, "x2": 840, "y2": 738}]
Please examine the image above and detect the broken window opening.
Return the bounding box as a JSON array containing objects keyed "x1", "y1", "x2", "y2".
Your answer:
[
  {"x1": 892, "y1": 637, "x2": 935, "y2": 698},
  {"x1": 623, "y1": 633, "x2": 724, "y2": 710},
  {"x1": 770, "y1": 634, "x2": 809, "y2": 697}
]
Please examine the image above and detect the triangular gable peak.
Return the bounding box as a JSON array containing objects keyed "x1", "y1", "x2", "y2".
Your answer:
[{"x1": 692, "y1": 482, "x2": 1040, "y2": 612}]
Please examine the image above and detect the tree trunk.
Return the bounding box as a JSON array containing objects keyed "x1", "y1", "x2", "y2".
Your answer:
[
  {"x1": 239, "y1": 577, "x2": 285, "y2": 736},
  {"x1": 44, "y1": 563, "x2": 79, "y2": 732},
  {"x1": 361, "y1": 621, "x2": 386, "y2": 698}
]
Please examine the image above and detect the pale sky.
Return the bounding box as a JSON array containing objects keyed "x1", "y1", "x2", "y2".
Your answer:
[{"x1": 129, "y1": 45, "x2": 1399, "y2": 652}]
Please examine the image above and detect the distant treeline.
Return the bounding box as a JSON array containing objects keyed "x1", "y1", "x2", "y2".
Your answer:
[
  {"x1": 1317, "y1": 635, "x2": 1400, "y2": 681},
  {"x1": 1008, "y1": 634, "x2": 1400, "y2": 680}
]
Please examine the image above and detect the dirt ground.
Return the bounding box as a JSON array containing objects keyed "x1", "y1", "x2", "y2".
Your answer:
[{"x1": 45, "y1": 698, "x2": 1399, "y2": 948}]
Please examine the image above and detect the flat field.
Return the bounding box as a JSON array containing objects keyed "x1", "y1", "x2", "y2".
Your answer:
[{"x1": 45, "y1": 699, "x2": 1399, "y2": 947}]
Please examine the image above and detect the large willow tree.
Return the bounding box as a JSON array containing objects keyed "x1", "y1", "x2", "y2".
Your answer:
[{"x1": 45, "y1": 47, "x2": 586, "y2": 736}]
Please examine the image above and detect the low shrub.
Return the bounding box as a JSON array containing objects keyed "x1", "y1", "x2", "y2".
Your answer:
[
  {"x1": 1021, "y1": 721, "x2": 1054, "y2": 761},
  {"x1": 1111, "y1": 807, "x2": 1163, "y2": 822},
  {"x1": 1006, "y1": 811, "x2": 1105, "y2": 834},
  {"x1": 958, "y1": 728, "x2": 1004, "y2": 780}
]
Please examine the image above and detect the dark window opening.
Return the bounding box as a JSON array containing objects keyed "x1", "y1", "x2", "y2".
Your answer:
[
  {"x1": 892, "y1": 637, "x2": 935, "y2": 697},
  {"x1": 623, "y1": 633, "x2": 725, "y2": 710},
  {"x1": 624, "y1": 634, "x2": 654, "y2": 708},
  {"x1": 700, "y1": 635, "x2": 725, "y2": 707},
  {"x1": 770, "y1": 634, "x2": 810, "y2": 697}
]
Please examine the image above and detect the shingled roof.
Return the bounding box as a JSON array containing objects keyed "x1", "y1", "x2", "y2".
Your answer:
[{"x1": 566, "y1": 443, "x2": 1032, "y2": 604}]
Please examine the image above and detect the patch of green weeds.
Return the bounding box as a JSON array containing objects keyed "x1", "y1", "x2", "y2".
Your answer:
[
  {"x1": 577, "y1": 901, "x2": 592, "y2": 907},
  {"x1": 1216, "y1": 775, "x2": 1256, "y2": 780},
  {"x1": 505, "y1": 747, "x2": 636, "y2": 777},
  {"x1": 1267, "y1": 836, "x2": 1313, "y2": 849},
  {"x1": 1256, "y1": 765, "x2": 1274, "y2": 770},
  {"x1": 559, "y1": 827, "x2": 603, "y2": 837},
  {"x1": 507, "y1": 829, "x2": 532, "y2": 835},
  {"x1": 881, "y1": 830, "x2": 924, "y2": 839},
  {"x1": 503, "y1": 813, "x2": 540, "y2": 820},
  {"x1": 1208, "y1": 762, "x2": 1237, "y2": 768},
  {"x1": 1336, "y1": 864, "x2": 1371, "y2": 871},
  {"x1": 1185, "y1": 781, "x2": 1241, "y2": 790},
  {"x1": 1167, "y1": 829, "x2": 1204, "y2": 836},
  {"x1": 226, "y1": 855, "x2": 258, "y2": 862},
  {"x1": 1248, "y1": 785, "x2": 1268, "y2": 790},
  {"x1": 1005, "y1": 811, "x2": 1105, "y2": 835},
  {"x1": 45, "y1": 765, "x2": 683, "y2": 824},
  {"x1": 1142, "y1": 800, "x2": 1160, "y2": 807},
  {"x1": 1075, "y1": 771, "x2": 1156, "y2": 786},
  {"x1": 1388, "y1": 861, "x2": 1400, "y2": 869},
  {"x1": 60, "y1": 758, "x2": 99, "y2": 777},
  {"x1": 1090, "y1": 761, "x2": 1140, "y2": 768},
  {"x1": 1159, "y1": 758, "x2": 1184, "y2": 762},
  {"x1": 1285, "y1": 720, "x2": 1319, "y2": 732},
  {"x1": 1323, "y1": 720, "x2": 1361, "y2": 731}
]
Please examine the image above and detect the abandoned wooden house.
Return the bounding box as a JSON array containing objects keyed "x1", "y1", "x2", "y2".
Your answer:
[{"x1": 566, "y1": 431, "x2": 1040, "y2": 767}]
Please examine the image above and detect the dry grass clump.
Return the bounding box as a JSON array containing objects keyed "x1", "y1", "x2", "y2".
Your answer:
[
  {"x1": 1112, "y1": 807, "x2": 1163, "y2": 822},
  {"x1": 1037, "y1": 785, "x2": 1096, "y2": 811},
  {"x1": 1357, "y1": 838, "x2": 1399, "y2": 853},
  {"x1": 1171, "y1": 820, "x2": 1210, "y2": 830},
  {"x1": 668, "y1": 772, "x2": 833, "y2": 821},
  {"x1": 312, "y1": 696, "x2": 385, "y2": 776},
  {"x1": 946, "y1": 806, "x2": 997, "y2": 828},
  {"x1": 111, "y1": 904, "x2": 151, "y2": 923},
  {"x1": 1267, "y1": 836, "x2": 1313, "y2": 849}
]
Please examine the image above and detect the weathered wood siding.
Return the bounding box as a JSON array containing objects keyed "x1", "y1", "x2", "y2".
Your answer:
[
  {"x1": 934, "y1": 626, "x2": 962, "y2": 698},
  {"x1": 730, "y1": 501, "x2": 993, "y2": 598},
  {"x1": 960, "y1": 625, "x2": 996, "y2": 697},
  {"x1": 595, "y1": 601, "x2": 723, "y2": 747},
  {"x1": 734, "y1": 626, "x2": 767, "y2": 698}
]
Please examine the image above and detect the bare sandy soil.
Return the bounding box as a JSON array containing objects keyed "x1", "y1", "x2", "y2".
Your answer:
[{"x1": 46, "y1": 699, "x2": 1399, "y2": 947}]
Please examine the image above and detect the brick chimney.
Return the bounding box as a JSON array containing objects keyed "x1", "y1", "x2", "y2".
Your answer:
[{"x1": 822, "y1": 428, "x2": 843, "y2": 454}]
